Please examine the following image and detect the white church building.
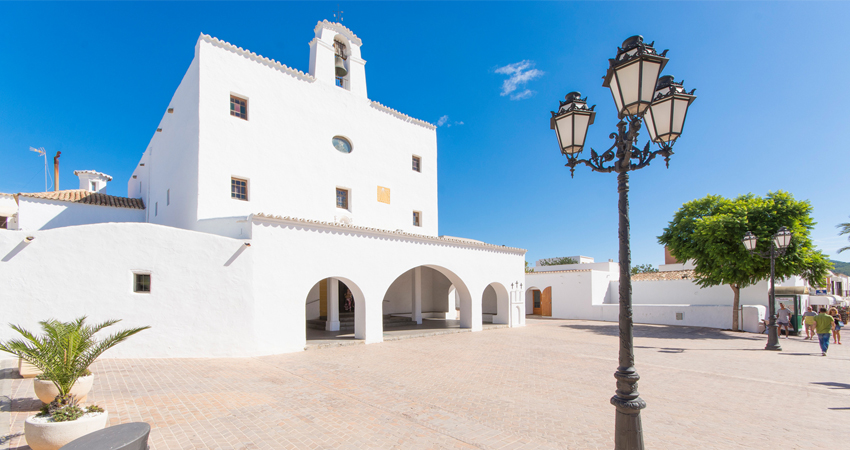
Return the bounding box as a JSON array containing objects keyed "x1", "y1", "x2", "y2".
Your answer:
[{"x1": 0, "y1": 21, "x2": 526, "y2": 358}]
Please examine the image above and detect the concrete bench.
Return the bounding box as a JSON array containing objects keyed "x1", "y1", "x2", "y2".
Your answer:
[{"x1": 59, "y1": 422, "x2": 150, "y2": 450}]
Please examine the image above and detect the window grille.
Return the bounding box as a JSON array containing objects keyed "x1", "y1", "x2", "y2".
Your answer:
[
  {"x1": 412, "y1": 156, "x2": 421, "y2": 172},
  {"x1": 231, "y1": 178, "x2": 248, "y2": 201},
  {"x1": 134, "y1": 273, "x2": 151, "y2": 293},
  {"x1": 230, "y1": 95, "x2": 248, "y2": 120},
  {"x1": 413, "y1": 211, "x2": 421, "y2": 227},
  {"x1": 336, "y1": 188, "x2": 349, "y2": 209}
]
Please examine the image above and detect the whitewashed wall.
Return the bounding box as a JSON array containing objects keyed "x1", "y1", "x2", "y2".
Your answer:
[
  {"x1": 0, "y1": 224, "x2": 254, "y2": 358},
  {"x1": 190, "y1": 31, "x2": 438, "y2": 237},
  {"x1": 249, "y1": 216, "x2": 524, "y2": 354},
  {"x1": 524, "y1": 268, "x2": 796, "y2": 332},
  {"x1": 15, "y1": 198, "x2": 144, "y2": 231},
  {"x1": 130, "y1": 56, "x2": 201, "y2": 231}
]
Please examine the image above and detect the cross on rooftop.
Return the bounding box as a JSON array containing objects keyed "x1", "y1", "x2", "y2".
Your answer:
[{"x1": 333, "y1": 4, "x2": 344, "y2": 23}]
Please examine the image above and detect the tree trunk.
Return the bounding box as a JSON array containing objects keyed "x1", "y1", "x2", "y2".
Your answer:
[{"x1": 730, "y1": 284, "x2": 740, "y2": 331}]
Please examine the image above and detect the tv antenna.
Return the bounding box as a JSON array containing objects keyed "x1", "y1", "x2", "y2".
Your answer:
[
  {"x1": 29, "y1": 147, "x2": 53, "y2": 192},
  {"x1": 333, "y1": 4, "x2": 344, "y2": 23}
]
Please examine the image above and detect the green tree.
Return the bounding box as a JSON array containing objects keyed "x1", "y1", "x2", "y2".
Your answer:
[
  {"x1": 631, "y1": 264, "x2": 658, "y2": 275},
  {"x1": 539, "y1": 257, "x2": 578, "y2": 266},
  {"x1": 838, "y1": 217, "x2": 850, "y2": 253},
  {"x1": 658, "y1": 191, "x2": 832, "y2": 331},
  {"x1": 525, "y1": 261, "x2": 535, "y2": 273}
]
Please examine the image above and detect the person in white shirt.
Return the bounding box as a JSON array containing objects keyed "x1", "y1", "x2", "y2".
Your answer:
[{"x1": 776, "y1": 303, "x2": 792, "y2": 339}]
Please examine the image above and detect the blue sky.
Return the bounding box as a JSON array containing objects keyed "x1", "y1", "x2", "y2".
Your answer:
[{"x1": 2, "y1": 2, "x2": 849, "y2": 266}]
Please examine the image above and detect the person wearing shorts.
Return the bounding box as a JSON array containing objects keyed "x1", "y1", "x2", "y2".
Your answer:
[
  {"x1": 814, "y1": 307, "x2": 836, "y2": 356},
  {"x1": 776, "y1": 303, "x2": 792, "y2": 339},
  {"x1": 802, "y1": 306, "x2": 817, "y2": 340}
]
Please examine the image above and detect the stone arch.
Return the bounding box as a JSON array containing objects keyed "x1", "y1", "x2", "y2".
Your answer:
[
  {"x1": 304, "y1": 276, "x2": 367, "y2": 340},
  {"x1": 482, "y1": 282, "x2": 510, "y2": 325},
  {"x1": 382, "y1": 264, "x2": 476, "y2": 329}
]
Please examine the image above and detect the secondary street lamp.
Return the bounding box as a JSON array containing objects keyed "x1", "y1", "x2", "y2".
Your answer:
[
  {"x1": 742, "y1": 226, "x2": 793, "y2": 351},
  {"x1": 550, "y1": 35, "x2": 696, "y2": 450}
]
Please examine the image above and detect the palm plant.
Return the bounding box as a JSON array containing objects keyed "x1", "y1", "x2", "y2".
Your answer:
[
  {"x1": 0, "y1": 317, "x2": 149, "y2": 399},
  {"x1": 838, "y1": 218, "x2": 850, "y2": 253}
]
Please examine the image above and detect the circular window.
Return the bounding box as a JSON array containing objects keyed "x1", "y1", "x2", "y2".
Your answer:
[{"x1": 332, "y1": 136, "x2": 352, "y2": 154}]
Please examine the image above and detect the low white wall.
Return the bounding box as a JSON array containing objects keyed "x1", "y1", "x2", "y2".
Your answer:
[
  {"x1": 0, "y1": 224, "x2": 255, "y2": 358},
  {"x1": 17, "y1": 198, "x2": 144, "y2": 231},
  {"x1": 525, "y1": 269, "x2": 781, "y2": 332}
]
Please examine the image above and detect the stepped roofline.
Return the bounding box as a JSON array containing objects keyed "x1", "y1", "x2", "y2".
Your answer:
[{"x1": 314, "y1": 20, "x2": 362, "y2": 46}]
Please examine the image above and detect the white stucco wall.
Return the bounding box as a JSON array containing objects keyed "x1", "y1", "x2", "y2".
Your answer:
[
  {"x1": 130, "y1": 55, "x2": 201, "y2": 231},
  {"x1": 525, "y1": 268, "x2": 792, "y2": 332},
  {"x1": 183, "y1": 31, "x2": 438, "y2": 237},
  {"x1": 0, "y1": 224, "x2": 254, "y2": 358},
  {"x1": 15, "y1": 198, "x2": 144, "y2": 231},
  {"x1": 249, "y1": 216, "x2": 524, "y2": 354}
]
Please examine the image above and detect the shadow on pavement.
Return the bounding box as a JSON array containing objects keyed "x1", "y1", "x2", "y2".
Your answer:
[
  {"x1": 561, "y1": 323, "x2": 765, "y2": 340},
  {"x1": 811, "y1": 382, "x2": 850, "y2": 390}
]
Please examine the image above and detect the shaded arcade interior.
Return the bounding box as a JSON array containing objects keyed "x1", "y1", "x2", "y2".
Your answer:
[{"x1": 305, "y1": 266, "x2": 509, "y2": 343}]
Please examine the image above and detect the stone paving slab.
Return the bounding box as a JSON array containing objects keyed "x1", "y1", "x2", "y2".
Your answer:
[{"x1": 3, "y1": 319, "x2": 849, "y2": 449}]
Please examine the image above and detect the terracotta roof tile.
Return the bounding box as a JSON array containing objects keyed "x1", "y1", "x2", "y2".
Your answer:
[{"x1": 18, "y1": 190, "x2": 144, "y2": 210}]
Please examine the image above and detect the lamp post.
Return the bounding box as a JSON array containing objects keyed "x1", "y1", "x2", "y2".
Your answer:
[
  {"x1": 742, "y1": 226, "x2": 793, "y2": 351},
  {"x1": 550, "y1": 36, "x2": 696, "y2": 450}
]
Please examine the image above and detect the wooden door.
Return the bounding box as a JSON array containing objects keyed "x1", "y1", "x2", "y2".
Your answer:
[
  {"x1": 542, "y1": 287, "x2": 552, "y2": 317},
  {"x1": 532, "y1": 290, "x2": 542, "y2": 315}
]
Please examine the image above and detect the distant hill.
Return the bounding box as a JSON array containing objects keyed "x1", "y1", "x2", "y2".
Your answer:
[{"x1": 831, "y1": 260, "x2": 850, "y2": 277}]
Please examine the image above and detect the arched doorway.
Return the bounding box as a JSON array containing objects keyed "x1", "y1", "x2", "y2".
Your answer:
[
  {"x1": 526, "y1": 286, "x2": 552, "y2": 316},
  {"x1": 305, "y1": 277, "x2": 365, "y2": 341},
  {"x1": 482, "y1": 282, "x2": 510, "y2": 324},
  {"x1": 382, "y1": 265, "x2": 475, "y2": 332}
]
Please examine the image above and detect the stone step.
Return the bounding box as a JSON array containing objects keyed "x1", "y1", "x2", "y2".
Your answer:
[{"x1": 307, "y1": 315, "x2": 415, "y2": 331}]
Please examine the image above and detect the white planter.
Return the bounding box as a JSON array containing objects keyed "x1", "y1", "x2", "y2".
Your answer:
[
  {"x1": 25, "y1": 410, "x2": 108, "y2": 450},
  {"x1": 33, "y1": 374, "x2": 94, "y2": 404}
]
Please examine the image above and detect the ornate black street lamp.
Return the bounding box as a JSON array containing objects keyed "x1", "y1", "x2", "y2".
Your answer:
[
  {"x1": 550, "y1": 35, "x2": 696, "y2": 450},
  {"x1": 742, "y1": 226, "x2": 793, "y2": 351}
]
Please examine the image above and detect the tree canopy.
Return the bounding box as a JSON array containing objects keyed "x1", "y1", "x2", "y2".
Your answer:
[
  {"x1": 658, "y1": 191, "x2": 831, "y2": 289},
  {"x1": 838, "y1": 217, "x2": 850, "y2": 254},
  {"x1": 631, "y1": 264, "x2": 658, "y2": 275},
  {"x1": 658, "y1": 191, "x2": 832, "y2": 331},
  {"x1": 539, "y1": 257, "x2": 578, "y2": 266}
]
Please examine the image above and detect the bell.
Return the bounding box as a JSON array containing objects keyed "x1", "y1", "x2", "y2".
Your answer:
[{"x1": 334, "y1": 55, "x2": 348, "y2": 77}]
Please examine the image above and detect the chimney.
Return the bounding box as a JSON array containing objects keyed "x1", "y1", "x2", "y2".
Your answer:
[{"x1": 53, "y1": 151, "x2": 61, "y2": 191}]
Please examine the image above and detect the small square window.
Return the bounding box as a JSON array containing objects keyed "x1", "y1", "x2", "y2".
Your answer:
[
  {"x1": 336, "y1": 188, "x2": 349, "y2": 209},
  {"x1": 413, "y1": 211, "x2": 421, "y2": 227},
  {"x1": 231, "y1": 178, "x2": 248, "y2": 201},
  {"x1": 0, "y1": 216, "x2": 7, "y2": 229},
  {"x1": 90, "y1": 181, "x2": 97, "y2": 192},
  {"x1": 230, "y1": 95, "x2": 248, "y2": 120},
  {"x1": 134, "y1": 273, "x2": 151, "y2": 293},
  {"x1": 412, "y1": 156, "x2": 421, "y2": 172}
]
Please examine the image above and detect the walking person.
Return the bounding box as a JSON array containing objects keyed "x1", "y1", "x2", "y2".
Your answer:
[
  {"x1": 829, "y1": 307, "x2": 842, "y2": 345},
  {"x1": 802, "y1": 306, "x2": 817, "y2": 340},
  {"x1": 814, "y1": 307, "x2": 836, "y2": 356},
  {"x1": 776, "y1": 303, "x2": 792, "y2": 339}
]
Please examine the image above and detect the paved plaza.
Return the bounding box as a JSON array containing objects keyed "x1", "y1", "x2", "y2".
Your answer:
[{"x1": 3, "y1": 318, "x2": 849, "y2": 449}]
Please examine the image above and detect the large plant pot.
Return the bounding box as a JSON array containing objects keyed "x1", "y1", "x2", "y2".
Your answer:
[
  {"x1": 33, "y1": 374, "x2": 94, "y2": 404},
  {"x1": 24, "y1": 410, "x2": 108, "y2": 450}
]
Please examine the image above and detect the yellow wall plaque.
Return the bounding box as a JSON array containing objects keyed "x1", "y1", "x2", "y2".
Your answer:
[{"x1": 377, "y1": 186, "x2": 391, "y2": 204}]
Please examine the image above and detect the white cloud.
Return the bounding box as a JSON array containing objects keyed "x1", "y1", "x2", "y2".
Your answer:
[
  {"x1": 436, "y1": 116, "x2": 464, "y2": 128},
  {"x1": 495, "y1": 60, "x2": 544, "y2": 100}
]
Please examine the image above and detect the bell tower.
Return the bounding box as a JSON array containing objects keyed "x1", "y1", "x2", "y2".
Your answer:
[{"x1": 309, "y1": 21, "x2": 367, "y2": 98}]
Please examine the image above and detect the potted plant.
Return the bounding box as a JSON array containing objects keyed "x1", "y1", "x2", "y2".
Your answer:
[{"x1": 0, "y1": 316, "x2": 149, "y2": 450}]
